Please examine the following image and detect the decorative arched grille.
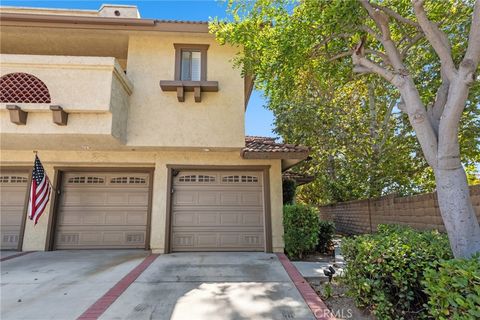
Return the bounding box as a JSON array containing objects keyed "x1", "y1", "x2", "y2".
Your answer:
[{"x1": 0, "y1": 73, "x2": 51, "y2": 103}]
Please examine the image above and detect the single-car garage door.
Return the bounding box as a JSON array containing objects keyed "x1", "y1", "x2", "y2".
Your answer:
[
  {"x1": 0, "y1": 172, "x2": 29, "y2": 250},
  {"x1": 54, "y1": 172, "x2": 150, "y2": 249},
  {"x1": 171, "y1": 170, "x2": 265, "y2": 251}
]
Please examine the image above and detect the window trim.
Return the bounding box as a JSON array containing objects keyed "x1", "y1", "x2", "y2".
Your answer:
[{"x1": 174, "y1": 44, "x2": 209, "y2": 81}]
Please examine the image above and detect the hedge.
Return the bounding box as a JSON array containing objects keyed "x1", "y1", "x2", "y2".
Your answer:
[
  {"x1": 283, "y1": 204, "x2": 319, "y2": 259},
  {"x1": 342, "y1": 225, "x2": 452, "y2": 319},
  {"x1": 423, "y1": 254, "x2": 480, "y2": 320}
]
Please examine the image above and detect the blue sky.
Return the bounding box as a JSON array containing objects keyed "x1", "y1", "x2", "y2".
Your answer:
[{"x1": 1, "y1": 0, "x2": 276, "y2": 137}]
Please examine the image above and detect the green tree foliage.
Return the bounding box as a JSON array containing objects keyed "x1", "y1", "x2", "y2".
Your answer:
[
  {"x1": 211, "y1": 0, "x2": 480, "y2": 205},
  {"x1": 282, "y1": 179, "x2": 296, "y2": 204}
]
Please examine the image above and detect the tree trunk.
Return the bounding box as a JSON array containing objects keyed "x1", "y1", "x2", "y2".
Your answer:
[{"x1": 435, "y1": 166, "x2": 480, "y2": 258}]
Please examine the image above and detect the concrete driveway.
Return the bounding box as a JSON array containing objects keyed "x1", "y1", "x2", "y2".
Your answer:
[{"x1": 1, "y1": 251, "x2": 316, "y2": 320}]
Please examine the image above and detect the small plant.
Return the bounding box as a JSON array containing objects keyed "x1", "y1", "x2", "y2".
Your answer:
[
  {"x1": 323, "y1": 282, "x2": 333, "y2": 299},
  {"x1": 317, "y1": 220, "x2": 335, "y2": 253},
  {"x1": 423, "y1": 254, "x2": 480, "y2": 320},
  {"x1": 342, "y1": 224, "x2": 452, "y2": 319},
  {"x1": 283, "y1": 204, "x2": 319, "y2": 260}
]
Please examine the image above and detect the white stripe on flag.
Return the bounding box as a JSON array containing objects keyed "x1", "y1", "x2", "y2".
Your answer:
[
  {"x1": 32, "y1": 188, "x2": 50, "y2": 223},
  {"x1": 35, "y1": 178, "x2": 48, "y2": 206}
]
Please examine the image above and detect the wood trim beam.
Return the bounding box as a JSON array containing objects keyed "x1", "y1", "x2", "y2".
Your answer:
[
  {"x1": 50, "y1": 105, "x2": 68, "y2": 126},
  {"x1": 6, "y1": 105, "x2": 27, "y2": 125},
  {"x1": 160, "y1": 80, "x2": 219, "y2": 102}
]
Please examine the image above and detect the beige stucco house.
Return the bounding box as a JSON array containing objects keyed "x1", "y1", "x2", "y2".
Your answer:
[{"x1": 0, "y1": 4, "x2": 309, "y2": 254}]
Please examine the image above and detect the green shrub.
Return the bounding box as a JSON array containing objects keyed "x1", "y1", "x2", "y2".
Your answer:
[
  {"x1": 317, "y1": 220, "x2": 335, "y2": 253},
  {"x1": 283, "y1": 204, "x2": 319, "y2": 260},
  {"x1": 282, "y1": 179, "x2": 297, "y2": 205},
  {"x1": 342, "y1": 224, "x2": 452, "y2": 319},
  {"x1": 423, "y1": 254, "x2": 480, "y2": 320}
]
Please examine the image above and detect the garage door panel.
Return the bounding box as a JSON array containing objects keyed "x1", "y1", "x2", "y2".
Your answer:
[
  {"x1": 172, "y1": 231, "x2": 264, "y2": 252},
  {"x1": 175, "y1": 192, "x2": 197, "y2": 205},
  {"x1": 243, "y1": 213, "x2": 263, "y2": 225},
  {"x1": 61, "y1": 190, "x2": 148, "y2": 206},
  {"x1": 198, "y1": 192, "x2": 217, "y2": 205},
  {"x1": 61, "y1": 191, "x2": 106, "y2": 205},
  {"x1": 58, "y1": 209, "x2": 147, "y2": 225},
  {"x1": 2, "y1": 212, "x2": 24, "y2": 226},
  {"x1": 55, "y1": 230, "x2": 146, "y2": 249},
  {"x1": 198, "y1": 212, "x2": 218, "y2": 225},
  {"x1": 241, "y1": 192, "x2": 263, "y2": 205},
  {"x1": 1, "y1": 172, "x2": 28, "y2": 250},
  {"x1": 173, "y1": 211, "x2": 263, "y2": 227},
  {"x1": 219, "y1": 193, "x2": 240, "y2": 205},
  {"x1": 54, "y1": 172, "x2": 150, "y2": 249},
  {"x1": 1, "y1": 189, "x2": 27, "y2": 205},
  {"x1": 106, "y1": 192, "x2": 149, "y2": 205},
  {"x1": 219, "y1": 213, "x2": 239, "y2": 225}
]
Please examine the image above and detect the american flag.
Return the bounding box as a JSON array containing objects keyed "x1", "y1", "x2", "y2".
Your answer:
[{"x1": 27, "y1": 155, "x2": 51, "y2": 225}]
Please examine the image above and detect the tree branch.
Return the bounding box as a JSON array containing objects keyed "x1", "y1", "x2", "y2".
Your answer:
[
  {"x1": 412, "y1": 0, "x2": 456, "y2": 80},
  {"x1": 379, "y1": 98, "x2": 397, "y2": 150},
  {"x1": 328, "y1": 50, "x2": 352, "y2": 61},
  {"x1": 328, "y1": 49, "x2": 390, "y2": 65},
  {"x1": 360, "y1": 0, "x2": 406, "y2": 71},
  {"x1": 370, "y1": 2, "x2": 419, "y2": 28},
  {"x1": 460, "y1": 0, "x2": 480, "y2": 81},
  {"x1": 352, "y1": 53, "x2": 403, "y2": 86},
  {"x1": 360, "y1": 25, "x2": 383, "y2": 42},
  {"x1": 436, "y1": 0, "x2": 480, "y2": 170},
  {"x1": 427, "y1": 76, "x2": 449, "y2": 135}
]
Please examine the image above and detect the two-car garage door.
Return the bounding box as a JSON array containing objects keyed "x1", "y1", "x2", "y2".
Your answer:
[
  {"x1": 1, "y1": 169, "x2": 267, "y2": 252},
  {"x1": 54, "y1": 172, "x2": 150, "y2": 249},
  {"x1": 171, "y1": 171, "x2": 266, "y2": 252}
]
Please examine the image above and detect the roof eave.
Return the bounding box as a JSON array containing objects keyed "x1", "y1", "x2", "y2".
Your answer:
[{"x1": 0, "y1": 12, "x2": 210, "y2": 33}]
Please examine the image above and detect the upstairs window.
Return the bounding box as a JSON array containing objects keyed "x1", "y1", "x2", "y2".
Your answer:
[
  {"x1": 174, "y1": 44, "x2": 209, "y2": 82},
  {"x1": 181, "y1": 51, "x2": 201, "y2": 81}
]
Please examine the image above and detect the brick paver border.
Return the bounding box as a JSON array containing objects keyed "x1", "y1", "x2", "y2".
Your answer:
[
  {"x1": 276, "y1": 253, "x2": 337, "y2": 320},
  {"x1": 0, "y1": 251, "x2": 34, "y2": 262},
  {"x1": 77, "y1": 254, "x2": 159, "y2": 320}
]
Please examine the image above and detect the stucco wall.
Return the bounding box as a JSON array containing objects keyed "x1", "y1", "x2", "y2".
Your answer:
[
  {"x1": 1, "y1": 150, "x2": 284, "y2": 253},
  {"x1": 125, "y1": 33, "x2": 245, "y2": 149},
  {"x1": 1, "y1": 32, "x2": 247, "y2": 150}
]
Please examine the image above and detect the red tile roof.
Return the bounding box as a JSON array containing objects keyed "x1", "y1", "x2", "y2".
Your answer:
[{"x1": 242, "y1": 136, "x2": 310, "y2": 159}]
